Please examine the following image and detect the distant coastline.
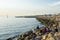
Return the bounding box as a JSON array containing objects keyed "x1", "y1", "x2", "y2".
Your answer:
[{"x1": 15, "y1": 16, "x2": 37, "y2": 18}]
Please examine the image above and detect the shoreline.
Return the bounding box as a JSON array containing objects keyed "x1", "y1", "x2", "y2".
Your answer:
[
  {"x1": 6, "y1": 15, "x2": 60, "y2": 40},
  {"x1": 6, "y1": 26, "x2": 45, "y2": 40}
]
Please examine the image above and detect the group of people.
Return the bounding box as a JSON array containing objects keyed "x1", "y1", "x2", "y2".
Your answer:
[{"x1": 17, "y1": 23, "x2": 60, "y2": 40}]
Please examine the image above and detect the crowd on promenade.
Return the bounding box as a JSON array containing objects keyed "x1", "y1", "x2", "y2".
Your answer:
[{"x1": 17, "y1": 24, "x2": 60, "y2": 40}]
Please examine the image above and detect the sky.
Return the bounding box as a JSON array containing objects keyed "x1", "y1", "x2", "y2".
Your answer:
[{"x1": 0, "y1": 0, "x2": 60, "y2": 16}]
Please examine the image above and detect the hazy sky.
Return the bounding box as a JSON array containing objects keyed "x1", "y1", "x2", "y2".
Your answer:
[{"x1": 0, "y1": 0, "x2": 60, "y2": 16}]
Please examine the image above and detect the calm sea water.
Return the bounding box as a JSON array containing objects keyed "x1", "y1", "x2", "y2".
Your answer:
[{"x1": 0, "y1": 16, "x2": 44, "y2": 40}]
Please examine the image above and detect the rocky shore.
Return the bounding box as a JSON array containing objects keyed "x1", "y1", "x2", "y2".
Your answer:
[{"x1": 6, "y1": 15, "x2": 60, "y2": 40}]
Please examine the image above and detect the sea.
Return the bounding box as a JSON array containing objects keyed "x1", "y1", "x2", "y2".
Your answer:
[{"x1": 0, "y1": 16, "x2": 44, "y2": 40}]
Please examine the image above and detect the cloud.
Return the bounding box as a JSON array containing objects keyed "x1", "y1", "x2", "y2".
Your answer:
[{"x1": 49, "y1": 1, "x2": 60, "y2": 7}]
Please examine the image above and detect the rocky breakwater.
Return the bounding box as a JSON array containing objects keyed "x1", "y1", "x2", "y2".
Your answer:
[{"x1": 36, "y1": 15, "x2": 60, "y2": 31}]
